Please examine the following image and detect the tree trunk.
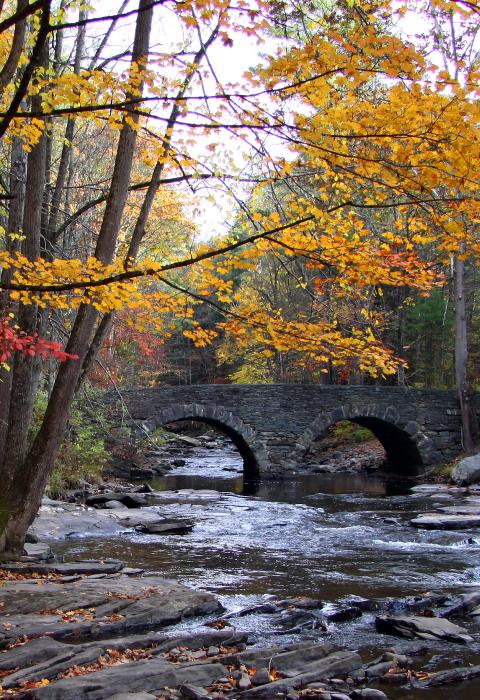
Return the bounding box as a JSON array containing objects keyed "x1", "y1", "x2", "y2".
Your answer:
[
  {"x1": 1, "y1": 82, "x2": 48, "y2": 483},
  {"x1": 0, "y1": 137, "x2": 26, "y2": 456},
  {"x1": 0, "y1": 0, "x2": 153, "y2": 555},
  {"x1": 454, "y1": 251, "x2": 479, "y2": 452}
]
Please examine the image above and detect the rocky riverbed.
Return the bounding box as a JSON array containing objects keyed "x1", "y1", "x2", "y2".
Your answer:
[
  {"x1": 2, "y1": 442, "x2": 480, "y2": 699},
  {"x1": 1, "y1": 555, "x2": 479, "y2": 700}
]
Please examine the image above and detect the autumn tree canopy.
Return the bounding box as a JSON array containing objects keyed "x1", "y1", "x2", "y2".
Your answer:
[{"x1": 0, "y1": 0, "x2": 479, "y2": 554}]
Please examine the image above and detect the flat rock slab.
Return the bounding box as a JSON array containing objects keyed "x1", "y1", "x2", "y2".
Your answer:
[
  {"x1": 34, "y1": 659, "x2": 227, "y2": 700},
  {"x1": 375, "y1": 615, "x2": 473, "y2": 643},
  {"x1": 0, "y1": 575, "x2": 223, "y2": 647},
  {"x1": 106, "y1": 695, "x2": 157, "y2": 700},
  {"x1": 30, "y1": 507, "x2": 128, "y2": 540},
  {"x1": 135, "y1": 519, "x2": 194, "y2": 535},
  {"x1": 1, "y1": 560, "x2": 124, "y2": 576},
  {"x1": 438, "y1": 505, "x2": 480, "y2": 515},
  {"x1": 410, "y1": 513, "x2": 480, "y2": 529},
  {"x1": 410, "y1": 485, "x2": 466, "y2": 495},
  {"x1": 415, "y1": 664, "x2": 480, "y2": 688},
  {"x1": 238, "y1": 650, "x2": 362, "y2": 698},
  {"x1": 23, "y1": 543, "x2": 54, "y2": 561}
]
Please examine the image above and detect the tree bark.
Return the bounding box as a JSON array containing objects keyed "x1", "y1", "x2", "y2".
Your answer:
[
  {"x1": 1, "y1": 79, "x2": 48, "y2": 484},
  {"x1": 0, "y1": 138, "x2": 26, "y2": 457},
  {"x1": 454, "y1": 250, "x2": 479, "y2": 452}
]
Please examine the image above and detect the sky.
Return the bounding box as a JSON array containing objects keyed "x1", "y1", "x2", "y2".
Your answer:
[{"x1": 85, "y1": 0, "x2": 283, "y2": 238}]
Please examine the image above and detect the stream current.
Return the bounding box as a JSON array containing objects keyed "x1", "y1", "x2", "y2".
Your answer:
[{"x1": 53, "y1": 443, "x2": 480, "y2": 699}]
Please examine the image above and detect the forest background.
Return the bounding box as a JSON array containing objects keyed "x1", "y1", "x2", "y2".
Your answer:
[{"x1": 0, "y1": 0, "x2": 479, "y2": 555}]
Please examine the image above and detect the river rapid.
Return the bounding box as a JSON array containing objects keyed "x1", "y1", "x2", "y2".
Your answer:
[{"x1": 53, "y1": 443, "x2": 480, "y2": 699}]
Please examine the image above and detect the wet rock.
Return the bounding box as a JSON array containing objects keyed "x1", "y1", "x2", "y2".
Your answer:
[
  {"x1": 440, "y1": 591, "x2": 480, "y2": 618},
  {"x1": 2, "y1": 646, "x2": 105, "y2": 688},
  {"x1": 277, "y1": 597, "x2": 323, "y2": 610},
  {"x1": 154, "y1": 630, "x2": 248, "y2": 654},
  {"x1": 179, "y1": 684, "x2": 211, "y2": 699},
  {"x1": 103, "y1": 500, "x2": 126, "y2": 509},
  {"x1": 130, "y1": 467, "x2": 155, "y2": 479},
  {"x1": 342, "y1": 596, "x2": 379, "y2": 612},
  {"x1": 238, "y1": 651, "x2": 362, "y2": 698},
  {"x1": 251, "y1": 668, "x2": 271, "y2": 686},
  {"x1": 0, "y1": 560, "x2": 124, "y2": 576},
  {"x1": 438, "y1": 504, "x2": 480, "y2": 515},
  {"x1": 31, "y1": 506, "x2": 128, "y2": 540},
  {"x1": 375, "y1": 614, "x2": 473, "y2": 643},
  {"x1": 402, "y1": 593, "x2": 451, "y2": 614},
  {"x1": 351, "y1": 691, "x2": 388, "y2": 699},
  {"x1": 410, "y1": 513, "x2": 480, "y2": 529},
  {"x1": 106, "y1": 694, "x2": 157, "y2": 700},
  {"x1": 35, "y1": 660, "x2": 227, "y2": 700},
  {"x1": 0, "y1": 575, "x2": 223, "y2": 647},
  {"x1": 324, "y1": 606, "x2": 363, "y2": 623},
  {"x1": 451, "y1": 454, "x2": 480, "y2": 485},
  {"x1": 0, "y1": 637, "x2": 69, "y2": 671},
  {"x1": 226, "y1": 602, "x2": 279, "y2": 618},
  {"x1": 134, "y1": 484, "x2": 154, "y2": 493},
  {"x1": 273, "y1": 608, "x2": 327, "y2": 632},
  {"x1": 25, "y1": 531, "x2": 39, "y2": 543},
  {"x1": 414, "y1": 664, "x2": 480, "y2": 687},
  {"x1": 23, "y1": 542, "x2": 54, "y2": 561},
  {"x1": 268, "y1": 643, "x2": 337, "y2": 677},
  {"x1": 86, "y1": 492, "x2": 147, "y2": 508},
  {"x1": 364, "y1": 661, "x2": 395, "y2": 678},
  {"x1": 135, "y1": 519, "x2": 194, "y2": 535},
  {"x1": 237, "y1": 672, "x2": 252, "y2": 690}
]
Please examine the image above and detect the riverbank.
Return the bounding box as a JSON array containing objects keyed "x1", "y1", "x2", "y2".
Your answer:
[{"x1": 1, "y1": 555, "x2": 479, "y2": 700}]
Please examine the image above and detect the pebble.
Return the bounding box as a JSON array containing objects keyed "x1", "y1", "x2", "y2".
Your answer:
[
  {"x1": 237, "y1": 672, "x2": 251, "y2": 690},
  {"x1": 251, "y1": 668, "x2": 271, "y2": 686},
  {"x1": 351, "y1": 690, "x2": 388, "y2": 699}
]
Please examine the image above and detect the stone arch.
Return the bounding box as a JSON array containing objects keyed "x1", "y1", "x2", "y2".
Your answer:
[
  {"x1": 296, "y1": 403, "x2": 432, "y2": 475},
  {"x1": 150, "y1": 403, "x2": 267, "y2": 479}
]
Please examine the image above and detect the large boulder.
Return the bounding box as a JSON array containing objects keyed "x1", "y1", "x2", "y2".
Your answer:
[
  {"x1": 375, "y1": 615, "x2": 473, "y2": 643},
  {"x1": 451, "y1": 454, "x2": 480, "y2": 485}
]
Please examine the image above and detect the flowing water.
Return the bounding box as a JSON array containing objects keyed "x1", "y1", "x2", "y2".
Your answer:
[{"x1": 53, "y1": 443, "x2": 480, "y2": 699}]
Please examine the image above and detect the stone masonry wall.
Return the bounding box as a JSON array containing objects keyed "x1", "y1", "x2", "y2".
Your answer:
[{"x1": 113, "y1": 385, "x2": 467, "y2": 477}]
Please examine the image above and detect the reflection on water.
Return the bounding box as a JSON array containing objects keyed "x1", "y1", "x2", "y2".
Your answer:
[{"x1": 52, "y1": 443, "x2": 480, "y2": 700}]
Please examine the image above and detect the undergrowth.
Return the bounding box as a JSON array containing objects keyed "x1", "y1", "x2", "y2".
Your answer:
[{"x1": 32, "y1": 388, "x2": 111, "y2": 496}]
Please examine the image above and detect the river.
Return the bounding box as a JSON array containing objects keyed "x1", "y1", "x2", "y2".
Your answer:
[{"x1": 53, "y1": 442, "x2": 480, "y2": 699}]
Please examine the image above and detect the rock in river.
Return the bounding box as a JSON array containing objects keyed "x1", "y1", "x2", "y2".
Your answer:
[
  {"x1": 375, "y1": 614, "x2": 473, "y2": 643},
  {"x1": 410, "y1": 512, "x2": 480, "y2": 529},
  {"x1": 134, "y1": 518, "x2": 194, "y2": 535},
  {"x1": 451, "y1": 453, "x2": 480, "y2": 485}
]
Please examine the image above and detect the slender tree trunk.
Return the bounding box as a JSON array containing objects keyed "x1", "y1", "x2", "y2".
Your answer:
[
  {"x1": 0, "y1": 0, "x2": 153, "y2": 555},
  {"x1": 0, "y1": 138, "x2": 26, "y2": 456},
  {"x1": 454, "y1": 250, "x2": 479, "y2": 452},
  {"x1": 1, "y1": 81, "x2": 48, "y2": 485}
]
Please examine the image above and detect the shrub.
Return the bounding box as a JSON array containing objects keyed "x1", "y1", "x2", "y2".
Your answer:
[
  {"x1": 32, "y1": 389, "x2": 110, "y2": 496},
  {"x1": 331, "y1": 420, "x2": 373, "y2": 444}
]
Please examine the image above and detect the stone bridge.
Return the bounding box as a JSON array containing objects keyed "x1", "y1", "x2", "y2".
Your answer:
[{"x1": 117, "y1": 385, "x2": 468, "y2": 479}]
